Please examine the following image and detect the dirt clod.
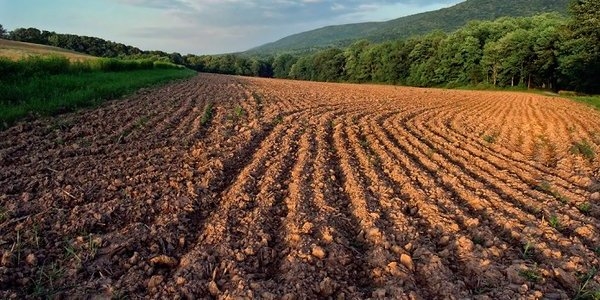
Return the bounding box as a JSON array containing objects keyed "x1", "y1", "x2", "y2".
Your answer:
[
  {"x1": 208, "y1": 280, "x2": 221, "y2": 296},
  {"x1": 319, "y1": 277, "x2": 336, "y2": 296},
  {"x1": 25, "y1": 253, "x2": 37, "y2": 266},
  {"x1": 400, "y1": 254, "x2": 414, "y2": 271},
  {"x1": 1, "y1": 251, "x2": 13, "y2": 267},
  {"x1": 553, "y1": 268, "x2": 578, "y2": 289},
  {"x1": 506, "y1": 265, "x2": 525, "y2": 285},
  {"x1": 150, "y1": 255, "x2": 178, "y2": 268},
  {"x1": 148, "y1": 275, "x2": 164, "y2": 289},
  {"x1": 312, "y1": 245, "x2": 326, "y2": 259}
]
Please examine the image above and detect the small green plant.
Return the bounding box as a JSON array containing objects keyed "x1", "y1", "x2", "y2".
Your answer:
[
  {"x1": 252, "y1": 92, "x2": 263, "y2": 106},
  {"x1": 64, "y1": 240, "x2": 81, "y2": 263},
  {"x1": 200, "y1": 102, "x2": 213, "y2": 126},
  {"x1": 555, "y1": 192, "x2": 569, "y2": 204},
  {"x1": 548, "y1": 215, "x2": 561, "y2": 229},
  {"x1": 482, "y1": 131, "x2": 499, "y2": 144},
  {"x1": 273, "y1": 115, "x2": 284, "y2": 125},
  {"x1": 359, "y1": 138, "x2": 370, "y2": 149},
  {"x1": 425, "y1": 148, "x2": 437, "y2": 158},
  {"x1": 575, "y1": 267, "x2": 600, "y2": 300},
  {"x1": 571, "y1": 140, "x2": 596, "y2": 160},
  {"x1": 12, "y1": 230, "x2": 22, "y2": 264},
  {"x1": 252, "y1": 92, "x2": 263, "y2": 116},
  {"x1": 534, "y1": 180, "x2": 569, "y2": 204},
  {"x1": 579, "y1": 202, "x2": 592, "y2": 214},
  {"x1": 327, "y1": 119, "x2": 336, "y2": 129},
  {"x1": 233, "y1": 105, "x2": 245, "y2": 119},
  {"x1": 135, "y1": 116, "x2": 149, "y2": 128},
  {"x1": 87, "y1": 234, "x2": 99, "y2": 260},
  {"x1": 535, "y1": 180, "x2": 552, "y2": 192},
  {"x1": 522, "y1": 241, "x2": 535, "y2": 259},
  {"x1": 369, "y1": 154, "x2": 382, "y2": 167},
  {"x1": 30, "y1": 225, "x2": 41, "y2": 249},
  {"x1": 32, "y1": 263, "x2": 65, "y2": 297},
  {"x1": 519, "y1": 266, "x2": 542, "y2": 283}
]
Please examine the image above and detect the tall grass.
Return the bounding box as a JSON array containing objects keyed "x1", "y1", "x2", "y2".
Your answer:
[
  {"x1": 0, "y1": 56, "x2": 182, "y2": 82},
  {"x1": 0, "y1": 56, "x2": 195, "y2": 128}
]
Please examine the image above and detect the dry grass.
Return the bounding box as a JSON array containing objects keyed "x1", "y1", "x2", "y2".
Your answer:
[{"x1": 0, "y1": 39, "x2": 95, "y2": 61}]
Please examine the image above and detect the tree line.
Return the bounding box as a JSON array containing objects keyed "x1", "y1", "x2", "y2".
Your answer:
[
  {"x1": 0, "y1": 26, "x2": 185, "y2": 65},
  {"x1": 2, "y1": 0, "x2": 597, "y2": 93},
  {"x1": 185, "y1": 0, "x2": 599, "y2": 94}
]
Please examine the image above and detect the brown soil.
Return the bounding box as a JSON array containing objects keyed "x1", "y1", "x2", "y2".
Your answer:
[{"x1": 1, "y1": 73, "x2": 600, "y2": 299}]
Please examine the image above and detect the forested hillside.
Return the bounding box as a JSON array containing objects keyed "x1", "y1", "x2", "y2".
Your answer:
[
  {"x1": 0, "y1": 27, "x2": 185, "y2": 64},
  {"x1": 247, "y1": 0, "x2": 570, "y2": 55},
  {"x1": 186, "y1": 0, "x2": 600, "y2": 94}
]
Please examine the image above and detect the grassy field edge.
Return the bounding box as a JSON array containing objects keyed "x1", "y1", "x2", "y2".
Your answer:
[{"x1": 1, "y1": 68, "x2": 196, "y2": 129}]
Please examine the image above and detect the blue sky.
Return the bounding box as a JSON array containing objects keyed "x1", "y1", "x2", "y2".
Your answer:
[{"x1": 0, "y1": 0, "x2": 462, "y2": 54}]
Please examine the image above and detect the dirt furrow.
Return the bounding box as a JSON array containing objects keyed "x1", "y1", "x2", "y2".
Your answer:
[
  {"x1": 384, "y1": 112, "x2": 599, "y2": 293},
  {"x1": 2, "y1": 74, "x2": 600, "y2": 299}
]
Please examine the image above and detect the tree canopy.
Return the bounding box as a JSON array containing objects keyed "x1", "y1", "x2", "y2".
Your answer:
[{"x1": 186, "y1": 3, "x2": 598, "y2": 94}]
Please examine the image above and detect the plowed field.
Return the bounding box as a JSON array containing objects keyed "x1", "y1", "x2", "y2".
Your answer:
[{"x1": 1, "y1": 73, "x2": 600, "y2": 299}]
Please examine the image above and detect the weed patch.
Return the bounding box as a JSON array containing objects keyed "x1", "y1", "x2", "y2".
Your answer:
[
  {"x1": 571, "y1": 140, "x2": 595, "y2": 160},
  {"x1": 200, "y1": 102, "x2": 214, "y2": 126}
]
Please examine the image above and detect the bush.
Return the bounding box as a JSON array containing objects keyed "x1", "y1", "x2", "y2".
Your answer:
[
  {"x1": 154, "y1": 61, "x2": 181, "y2": 69},
  {"x1": 24, "y1": 56, "x2": 70, "y2": 75},
  {"x1": 0, "y1": 56, "x2": 71, "y2": 81}
]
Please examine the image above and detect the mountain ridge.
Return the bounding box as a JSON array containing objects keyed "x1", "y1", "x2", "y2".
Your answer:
[{"x1": 246, "y1": 0, "x2": 570, "y2": 55}]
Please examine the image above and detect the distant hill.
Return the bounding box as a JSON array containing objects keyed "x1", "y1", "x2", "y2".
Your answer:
[
  {"x1": 247, "y1": 0, "x2": 570, "y2": 55},
  {"x1": 0, "y1": 38, "x2": 95, "y2": 61}
]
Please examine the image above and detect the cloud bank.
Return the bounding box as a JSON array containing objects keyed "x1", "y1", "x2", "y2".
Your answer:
[
  {"x1": 113, "y1": 0, "x2": 462, "y2": 54},
  {"x1": 0, "y1": 0, "x2": 462, "y2": 54}
]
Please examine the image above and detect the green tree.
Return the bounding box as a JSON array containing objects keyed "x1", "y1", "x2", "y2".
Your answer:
[
  {"x1": 169, "y1": 52, "x2": 184, "y2": 65},
  {"x1": 482, "y1": 40, "x2": 503, "y2": 86},
  {"x1": 0, "y1": 24, "x2": 7, "y2": 38},
  {"x1": 530, "y1": 14, "x2": 565, "y2": 90},
  {"x1": 344, "y1": 40, "x2": 371, "y2": 82},
  {"x1": 312, "y1": 48, "x2": 345, "y2": 82},
  {"x1": 497, "y1": 29, "x2": 535, "y2": 87},
  {"x1": 250, "y1": 59, "x2": 273, "y2": 77},
  {"x1": 559, "y1": 0, "x2": 600, "y2": 93},
  {"x1": 9, "y1": 27, "x2": 44, "y2": 43},
  {"x1": 435, "y1": 32, "x2": 483, "y2": 86},
  {"x1": 289, "y1": 56, "x2": 314, "y2": 80},
  {"x1": 406, "y1": 31, "x2": 446, "y2": 86},
  {"x1": 272, "y1": 54, "x2": 297, "y2": 78}
]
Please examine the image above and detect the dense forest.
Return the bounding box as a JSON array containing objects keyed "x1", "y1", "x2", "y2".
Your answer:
[
  {"x1": 0, "y1": 26, "x2": 184, "y2": 64},
  {"x1": 248, "y1": 0, "x2": 570, "y2": 55},
  {"x1": 187, "y1": 0, "x2": 599, "y2": 93}
]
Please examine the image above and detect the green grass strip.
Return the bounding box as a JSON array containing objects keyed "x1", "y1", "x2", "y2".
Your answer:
[
  {"x1": 569, "y1": 95, "x2": 600, "y2": 110},
  {"x1": 0, "y1": 68, "x2": 196, "y2": 128}
]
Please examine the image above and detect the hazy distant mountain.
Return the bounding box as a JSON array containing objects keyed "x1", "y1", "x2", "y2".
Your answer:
[{"x1": 247, "y1": 0, "x2": 570, "y2": 55}]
